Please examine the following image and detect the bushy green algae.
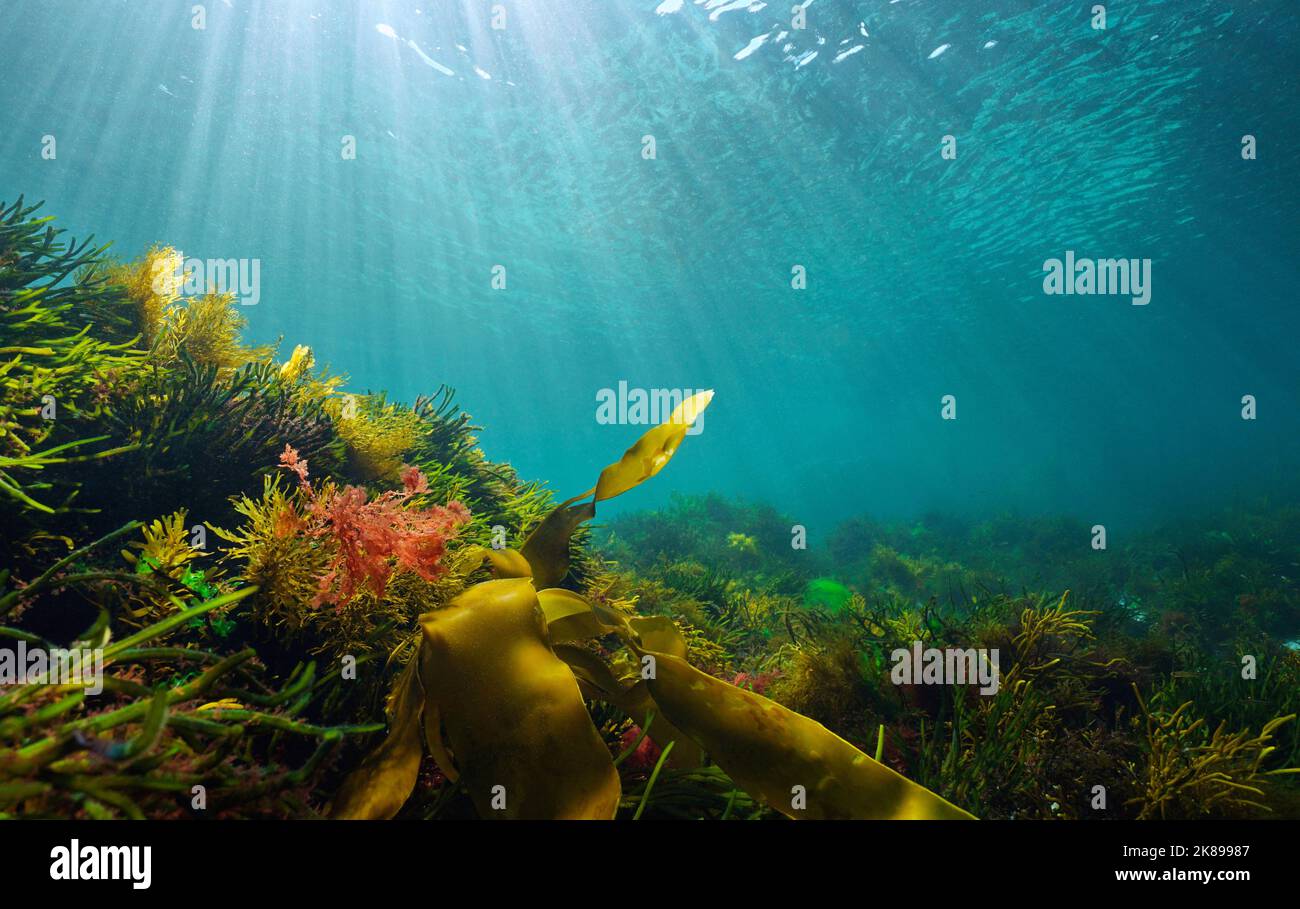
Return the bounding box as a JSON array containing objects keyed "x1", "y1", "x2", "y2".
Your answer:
[{"x1": 803, "y1": 577, "x2": 853, "y2": 613}]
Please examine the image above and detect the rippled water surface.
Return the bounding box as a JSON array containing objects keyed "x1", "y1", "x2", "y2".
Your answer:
[{"x1": 2, "y1": 0, "x2": 1297, "y2": 531}]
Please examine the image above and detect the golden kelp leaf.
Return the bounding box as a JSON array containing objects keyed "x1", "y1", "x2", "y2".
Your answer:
[
  {"x1": 464, "y1": 544, "x2": 534, "y2": 579},
  {"x1": 555, "y1": 611, "x2": 704, "y2": 766},
  {"x1": 617, "y1": 679, "x2": 705, "y2": 770},
  {"x1": 594, "y1": 391, "x2": 713, "y2": 503},
  {"x1": 421, "y1": 697, "x2": 460, "y2": 783},
  {"x1": 538, "y1": 588, "x2": 622, "y2": 644},
  {"x1": 620, "y1": 619, "x2": 702, "y2": 766},
  {"x1": 639, "y1": 648, "x2": 975, "y2": 820},
  {"x1": 418, "y1": 578, "x2": 620, "y2": 819},
  {"x1": 629, "y1": 615, "x2": 687, "y2": 657},
  {"x1": 518, "y1": 495, "x2": 596, "y2": 589},
  {"x1": 590, "y1": 598, "x2": 634, "y2": 631},
  {"x1": 331, "y1": 655, "x2": 426, "y2": 820},
  {"x1": 518, "y1": 393, "x2": 713, "y2": 587},
  {"x1": 551, "y1": 641, "x2": 704, "y2": 770},
  {"x1": 553, "y1": 643, "x2": 631, "y2": 699}
]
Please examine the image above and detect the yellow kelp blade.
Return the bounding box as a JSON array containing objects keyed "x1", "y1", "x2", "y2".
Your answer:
[
  {"x1": 616, "y1": 680, "x2": 705, "y2": 770},
  {"x1": 331, "y1": 654, "x2": 426, "y2": 820},
  {"x1": 462, "y1": 544, "x2": 533, "y2": 579},
  {"x1": 629, "y1": 614, "x2": 686, "y2": 655},
  {"x1": 538, "y1": 588, "x2": 625, "y2": 644},
  {"x1": 622, "y1": 616, "x2": 705, "y2": 766},
  {"x1": 550, "y1": 609, "x2": 707, "y2": 768},
  {"x1": 553, "y1": 642, "x2": 632, "y2": 700},
  {"x1": 518, "y1": 392, "x2": 713, "y2": 587},
  {"x1": 539, "y1": 597, "x2": 706, "y2": 768},
  {"x1": 519, "y1": 494, "x2": 596, "y2": 589},
  {"x1": 639, "y1": 648, "x2": 976, "y2": 820},
  {"x1": 551, "y1": 634, "x2": 704, "y2": 770},
  {"x1": 417, "y1": 578, "x2": 620, "y2": 819},
  {"x1": 421, "y1": 697, "x2": 460, "y2": 784},
  {"x1": 594, "y1": 390, "x2": 713, "y2": 503}
]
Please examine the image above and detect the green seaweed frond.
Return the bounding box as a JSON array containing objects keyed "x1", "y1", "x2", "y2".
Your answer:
[{"x1": 1, "y1": 197, "x2": 145, "y2": 515}]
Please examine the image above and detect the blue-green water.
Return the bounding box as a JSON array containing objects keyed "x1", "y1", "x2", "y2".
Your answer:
[{"x1": 3, "y1": 0, "x2": 1297, "y2": 535}]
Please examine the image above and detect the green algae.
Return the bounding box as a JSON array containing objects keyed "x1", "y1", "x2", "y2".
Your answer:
[{"x1": 803, "y1": 577, "x2": 854, "y2": 613}]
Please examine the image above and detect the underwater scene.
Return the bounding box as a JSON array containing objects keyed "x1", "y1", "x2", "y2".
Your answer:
[{"x1": 2, "y1": 0, "x2": 1300, "y2": 840}]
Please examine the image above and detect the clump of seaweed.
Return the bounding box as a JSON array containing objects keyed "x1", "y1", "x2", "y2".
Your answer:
[
  {"x1": 123, "y1": 510, "x2": 199, "y2": 581},
  {"x1": 79, "y1": 354, "x2": 348, "y2": 540},
  {"x1": 113, "y1": 509, "x2": 226, "y2": 627},
  {"x1": 7, "y1": 194, "x2": 1300, "y2": 822},
  {"x1": 0, "y1": 524, "x2": 374, "y2": 819},
  {"x1": 766, "y1": 635, "x2": 883, "y2": 750},
  {"x1": 331, "y1": 393, "x2": 424, "y2": 484},
  {"x1": 215, "y1": 447, "x2": 470, "y2": 659},
  {"x1": 0, "y1": 197, "x2": 143, "y2": 519},
  {"x1": 89, "y1": 245, "x2": 269, "y2": 371},
  {"x1": 275, "y1": 445, "x2": 469, "y2": 607},
  {"x1": 1129, "y1": 686, "x2": 1297, "y2": 819},
  {"x1": 85, "y1": 245, "x2": 177, "y2": 348}
]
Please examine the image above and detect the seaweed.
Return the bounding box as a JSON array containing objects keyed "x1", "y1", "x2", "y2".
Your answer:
[
  {"x1": 0, "y1": 197, "x2": 143, "y2": 519},
  {"x1": 4, "y1": 195, "x2": 1299, "y2": 821},
  {"x1": 1129, "y1": 685, "x2": 1297, "y2": 819},
  {"x1": 333, "y1": 394, "x2": 973, "y2": 820},
  {"x1": 0, "y1": 525, "x2": 371, "y2": 819}
]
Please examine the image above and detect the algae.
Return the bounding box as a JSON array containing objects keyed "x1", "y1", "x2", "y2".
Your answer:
[{"x1": 3, "y1": 196, "x2": 1297, "y2": 822}]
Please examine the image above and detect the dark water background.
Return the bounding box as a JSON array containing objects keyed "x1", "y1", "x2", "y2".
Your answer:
[{"x1": 2, "y1": 0, "x2": 1297, "y2": 538}]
